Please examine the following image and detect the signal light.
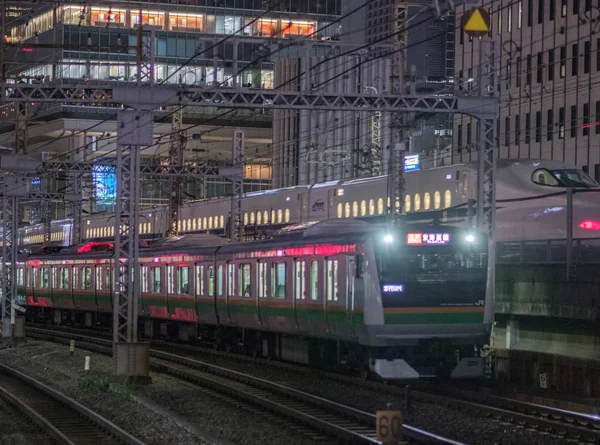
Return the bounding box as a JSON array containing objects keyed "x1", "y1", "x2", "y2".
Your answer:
[{"x1": 579, "y1": 220, "x2": 600, "y2": 230}]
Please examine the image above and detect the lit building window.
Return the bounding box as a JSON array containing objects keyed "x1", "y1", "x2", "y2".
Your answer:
[
  {"x1": 169, "y1": 13, "x2": 203, "y2": 31},
  {"x1": 131, "y1": 11, "x2": 165, "y2": 28},
  {"x1": 90, "y1": 8, "x2": 126, "y2": 26},
  {"x1": 281, "y1": 21, "x2": 315, "y2": 37}
]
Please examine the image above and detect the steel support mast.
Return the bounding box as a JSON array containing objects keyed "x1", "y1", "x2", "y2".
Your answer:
[
  {"x1": 167, "y1": 107, "x2": 186, "y2": 238},
  {"x1": 230, "y1": 129, "x2": 245, "y2": 242}
]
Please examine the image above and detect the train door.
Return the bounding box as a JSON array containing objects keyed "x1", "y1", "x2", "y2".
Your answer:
[
  {"x1": 237, "y1": 262, "x2": 255, "y2": 327},
  {"x1": 26, "y1": 266, "x2": 35, "y2": 305},
  {"x1": 166, "y1": 264, "x2": 176, "y2": 319},
  {"x1": 139, "y1": 264, "x2": 149, "y2": 317},
  {"x1": 344, "y1": 256, "x2": 356, "y2": 336},
  {"x1": 226, "y1": 262, "x2": 236, "y2": 324},
  {"x1": 256, "y1": 261, "x2": 267, "y2": 327},
  {"x1": 324, "y1": 257, "x2": 340, "y2": 335},
  {"x1": 215, "y1": 262, "x2": 228, "y2": 324},
  {"x1": 458, "y1": 170, "x2": 470, "y2": 202},
  {"x1": 148, "y1": 265, "x2": 167, "y2": 319},
  {"x1": 299, "y1": 192, "x2": 309, "y2": 222},
  {"x1": 327, "y1": 189, "x2": 337, "y2": 219}
]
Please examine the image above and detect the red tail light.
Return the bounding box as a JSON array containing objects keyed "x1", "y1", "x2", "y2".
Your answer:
[{"x1": 579, "y1": 220, "x2": 600, "y2": 230}]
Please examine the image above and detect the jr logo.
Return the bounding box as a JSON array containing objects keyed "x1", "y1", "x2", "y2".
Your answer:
[{"x1": 311, "y1": 199, "x2": 325, "y2": 212}]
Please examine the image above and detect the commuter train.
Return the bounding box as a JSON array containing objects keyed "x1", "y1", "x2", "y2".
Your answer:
[
  {"x1": 17, "y1": 159, "x2": 600, "y2": 248},
  {"x1": 20, "y1": 220, "x2": 490, "y2": 379}
]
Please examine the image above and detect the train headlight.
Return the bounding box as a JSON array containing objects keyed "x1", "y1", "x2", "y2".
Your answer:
[
  {"x1": 465, "y1": 234, "x2": 475, "y2": 243},
  {"x1": 384, "y1": 234, "x2": 393, "y2": 244}
]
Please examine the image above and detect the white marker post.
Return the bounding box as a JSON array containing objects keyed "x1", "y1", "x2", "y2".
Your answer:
[{"x1": 84, "y1": 356, "x2": 91, "y2": 371}]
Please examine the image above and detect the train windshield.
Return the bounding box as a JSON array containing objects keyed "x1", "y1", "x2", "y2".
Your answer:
[{"x1": 533, "y1": 168, "x2": 599, "y2": 188}]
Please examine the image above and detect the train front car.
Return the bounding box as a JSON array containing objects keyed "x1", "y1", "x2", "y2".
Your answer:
[{"x1": 361, "y1": 225, "x2": 490, "y2": 380}]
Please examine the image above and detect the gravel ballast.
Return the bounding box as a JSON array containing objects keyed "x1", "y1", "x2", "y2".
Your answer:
[
  {"x1": 0, "y1": 394, "x2": 59, "y2": 445},
  {"x1": 0, "y1": 341, "x2": 320, "y2": 445}
]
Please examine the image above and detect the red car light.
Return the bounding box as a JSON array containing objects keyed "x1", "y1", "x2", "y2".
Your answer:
[{"x1": 579, "y1": 220, "x2": 600, "y2": 230}]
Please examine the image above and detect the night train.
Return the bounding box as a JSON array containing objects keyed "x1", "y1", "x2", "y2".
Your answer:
[
  {"x1": 18, "y1": 159, "x2": 600, "y2": 248},
  {"x1": 19, "y1": 221, "x2": 490, "y2": 379}
]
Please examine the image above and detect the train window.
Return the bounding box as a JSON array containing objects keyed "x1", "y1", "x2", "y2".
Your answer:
[
  {"x1": 434, "y1": 191, "x2": 441, "y2": 209},
  {"x1": 151, "y1": 267, "x2": 161, "y2": 293},
  {"x1": 40, "y1": 267, "x2": 49, "y2": 288},
  {"x1": 377, "y1": 198, "x2": 384, "y2": 215},
  {"x1": 404, "y1": 195, "x2": 411, "y2": 212},
  {"x1": 16, "y1": 268, "x2": 24, "y2": 286},
  {"x1": 238, "y1": 264, "x2": 251, "y2": 297},
  {"x1": 209, "y1": 217, "x2": 213, "y2": 229},
  {"x1": 167, "y1": 266, "x2": 175, "y2": 294},
  {"x1": 368, "y1": 199, "x2": 375, "y2": 216},
  {"x1": 203, "y1": 217, "x2": 208, "y2": 229},
  {"x1": 257, "y1": 211, "x2": 262, "y2": 225},
  {"x1": 250, "y1": 212, "x2": 255, "y2": 225},
  {"x1": 345, "y1": 202, "x2": 350, "y2": 218},
  {"x1": 424, "y1": 192, "x2": 431, "y2": 210},
  {"x1": 461, "y1": 174, "x2": 469, "y2": 196},
  {"x1": 217, "y1": 264, "x2": 224, "y2": 296},
  {"x1": 82, "y1": 267, "x2": 92, "y2": 289},
  {"x1": 140, "y1": 266, "x2": 147, "y2": 292},
  {"x1": 192, "y1": 218, "x2": 197, "y2": 231},
  {"x1": 96, "y1": 267, "x2": 102, "y2": 291},
  {"x1": 326, "y1": 259, "x2": 338, "y2": 302},
  {"x1": 531, "y1": 168, "x2": 560, "y2": 186},
  {"x1": 271, "y1": 262, "x2": 286, "y2": 299},
  {"x1": 178, "y1": 267, "x2": 189, "y2": 294},
  {"x1": 337, "y1": 203, "x2": 343, "y2": 218},
  {"x1": 277, "y1": 209, "x2": 283, "y2": 223},
  {"x1": 352, "y1": 201, "x2": 358, "y2": 217},
  {"x1": 310, "y1": 261, "x2": 318, "y2": 300},
  {"x1": 208, "y1": 266, "x2": 214, "y2": 296},
  {"x1": 244, "y1": 213, "x2": 249, "y2": 226},
  {"x1": 197, "y1": 218, "x2": 202, "y2": 230},
  {"x1": 414, "y1": 194, "x2": 421, "y2": 211},
  {"x1": 104, "y1": 266, "x2": 111, "y2": 292},
  {"x1": 295, "y1": 260, "x2": 306, "y2": 300},
  {"x1": 73, "y1": 267, "x2": 79, "y2": 290},
  {"x1": 285, "y1": 209, "x2": 290, "y2": 223},
  {"x1": 395, "y1": 198, "x2": 401, "y2": 212},
  {"x1": 444, "y1": 190, "x2": 452, "y2": 208},
  {"x1": 195, "y1": 265, "x2": 204, "y2": 296},
  {"x1": 220, "y1": 215, "x2": 225, "y2": 228},
  {"x1": 227, "y1": 263, "x2": 235, "y2": 297},
  {"x1": 178, "y1": 221, "x2": 182, "y2": 232},
  {"x1": 257, "y1": 262, "x2": 267, "y2": 298},
  {"x1": 32, "y1": 268, "x2": 39, "y2": 288}
]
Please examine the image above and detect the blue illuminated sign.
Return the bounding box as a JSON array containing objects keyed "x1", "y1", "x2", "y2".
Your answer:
[
  {"x1": 93, "y1": 166, "x2": 116, "y2": 200},
  {"x1": 404, "y1": 155, "x2": 420, "y2": 172},
  {"x1": 383, "y1": 284, "x2": 404, "y2": 293}
]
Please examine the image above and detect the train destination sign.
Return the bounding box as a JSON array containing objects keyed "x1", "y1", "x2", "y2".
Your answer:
[
  {"x1": 383, "y1": 284, "x2": 404, "y2": 293},
  {"x1": 406, "y1": 232, "x2": 451, "y2": 245}
]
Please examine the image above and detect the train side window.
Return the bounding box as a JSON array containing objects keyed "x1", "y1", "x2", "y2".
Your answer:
[
  {"x1": 294, "y1": 260, "x2": 306, "y2": 300},
  {"x1": 217, "y1": 264, "x2": 224, "y2": 296},
  {"x1": 250, "y1": 212, "x2": 255, "y2": 225},
  {"x1": 263, "y1": 211, "x2": 268, "y2": 225},
  {"x1": 277, "y1": 209, "x2": 283, "y2": 223},
  {"x1": 424, "y1": 192, "x2": 431, "y2": 210},
  {"x1": 220, "y1": 215, "x2": 225, "y2": 228},
  {"x1": 192, "y1": 218, "x2": 197, "y2": 231},
  {"x1": 82, "y1": 267, "x2": 92, "y2": 289},
  {"x1": 368, "y1": 199, "x2": 375, "y2": 215},
  {"x1": 96, "y1": 267, "x2": 103, "y2": 291},
  {"x1": 461, "y1": 174, "x2": 469, "y2": 195},
  {"x1": 352, "y1": 201, "x2": 358, "y2": 217},
  {"x1": 167, "y1": 265, "x2": 175, "y2": 294},
  {"x1": 73, "y1": 267, "x2": 79, "y2": 290},
  {"x1": 178, "y1": 266, "x2": 189, "y2": 294},
  {"x1": 41, "y1": 267, "x2": 49, "y2": 288},
  {"x1": 195, "y1": 265, "x2": 204, "y2": 296},
  {"x1": 140, "y1": 266, "x2": 148, "y2": 292},
  {"x1": 257, "y1": 211, "x2": 262, "y2": 225},
  {"x1": 271, "y1": 210, "x2": 276, "y2": 224},
  {"x1": 197, "y1": 218, "x2": 202, "y2": 230},
  {"x1": 310, "y1": 260, "x2": 319, "y2": 300},
  {"x1": 227, "y1": 263, "x2": 235, "y2": 297},
  {"x1": 209, "y1": 217, "x2": 214, "y2": 229},
  {"x1": 32, "y1": 268, "x2": 39, "y2": 288},
  {"x1": 337, "y1": 203, "x2": 343, "y2": 218},
  {"x1": 326, "y1": 259, "x2": 338, "y2": 302},
  {"x1": 377, "y1": 198, "x2": 384, "y2": 215},
  {"x1": 104, "y1": 266, "x2": 111, "y2": 291},
  {"x1": 257, "y1": 262, "x2": 267, "y2": 298},
  {"x1": 271, "y1": 262, "x2": 286, "y2": 299},
  {"x1": 244, "y1": 213, "x2": 249, "y2": 226},
  {"x1": 284, "y1": 209, "x2": 290, "y2": 222},
  {"x1": 434, "y1": 191, "x2": 441, "y2": 209},
  {"x1": 344, "y1": 202, "x2": 350, "y2": 218},
  {"x1": 444, "y1": 190, "x2": 452, "y2": 208},
  {"x1": 414, "y1": 194, "x2": 421, "y2": 211},
  {"x1": 360, "y1": 200, "x2": 366, "y2": 216},
  {"x1": 16, "y1": 268, "x2": 24, "y2": 286},
  {"x1": 404, "y1": 195, "x2": 411, "y2": 212},
  {"x1": 203, "y1": 217, "x2": 208, "y2": 229},
  {"x1": 238, "y1": 264, "x2": 251, "y2": 297},
  {"x1": 151, "y1": 267, "x2": 161, "y2": 293},
  {"x1": 208, "y1": 265, "x2": 215, "y2": 296}
]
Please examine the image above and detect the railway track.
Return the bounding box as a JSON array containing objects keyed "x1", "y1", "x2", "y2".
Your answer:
[
  {"x1": 24, "y1": 326, "x2": 464, "y2": 444},
  {"x1": 25, "y1": 324, "x2": 600, "y2": 443},
  {"x1": 0, "y1": 362, "x2": 147, "y2": 445}
]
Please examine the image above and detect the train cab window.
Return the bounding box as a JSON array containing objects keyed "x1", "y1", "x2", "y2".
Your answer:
[
  {"x1": 326, "y1": 259, "x2": 338, "y2": 302},
  {"x1": 337, "y1": 203, "x2": 343, "y2": 218},
  {"x1": 532, "y1": 169, "x2": 559, "y2": 186},
  {"x1": 345, "y1": 203, "x2": 351, "y2": 218},
  {"x1": 444, "y1": 190, "x2": 452, "y2": 208},
  {"x1": 369, "y1": 199, "x2": 375, "y2": 215},
  {"x1": 195, "y1": 265, "x2": 204, "y2": 296},
  {"x1": 294, "y1": 260, "x2": 306, "y2": 300},
  {"x1": 178, "y1": 266, "x2": 189, "y2": 294},
  {"x1": 257, "y1": 211, "x2": 262, "y2": 225},
  {"x1": 424, "y1": 192, "x2": 431, "y2": 210},
  {"x1": 238, "y1": 264, "x2": 251, "y2": 297},
  {"x1": 41, "y1": 267, "x2": 49, "y2": 288},
  {"x1": 81, "y1": 267, "x2": 92, "y2": 289},
  {"x1": 151, "y1": 267, "x2": 161, "y2": 293},
  {"x1": 208, "y1": 265, "x2": 215, "y2": 296},
  {"x1": 377, "y1": 198, "x2": 384, "y2": 215},
  {"x1": 257, "y1": 262, "x2": 267, "y2": 298},
  {"x1": 217, "y1": 264, "x2": 224, "y2": 296},
  {"x1": 404, "y1": 195, "x2": 411, "y2": 212},
  {"x1": 227, "y1": 263, "x2": 235, "y2": 297},
  {"x1": 310, "y1": 261, "x2": 319, "y2": 300},
  {"x1": 532, "y1": 168, "x2": 598, "y2": 187},
  {"x1": 414, "y1": 194, "x2": 421, "y2": 211},
  {"x1": 285, "y1": 209, "x2": 290, "y2": 223},
  {"x1": 352, "y1": 201, "x2": 358, "y2": 217},
  {"x1": 167, "y1": 265, "x2": 175, "y2": 294},
  {"x1": 434, "y1": 191, "x2": 441, "y2": 209},
  {"x1": 271, "y1": 262, "x2": 286, "y2": 299},
  {"x1": 360, "y1": 200, "x2": 366, "y2": 216}
]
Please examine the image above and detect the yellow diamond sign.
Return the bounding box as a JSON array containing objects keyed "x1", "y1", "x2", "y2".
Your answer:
[{"x1": 462, "y1": 7, "x2": 490, "y2": 36}]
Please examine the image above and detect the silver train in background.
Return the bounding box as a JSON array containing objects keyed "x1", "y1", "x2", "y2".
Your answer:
[{"x1": 18, "y1": 159, "x2": 600, "y2": 247}]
